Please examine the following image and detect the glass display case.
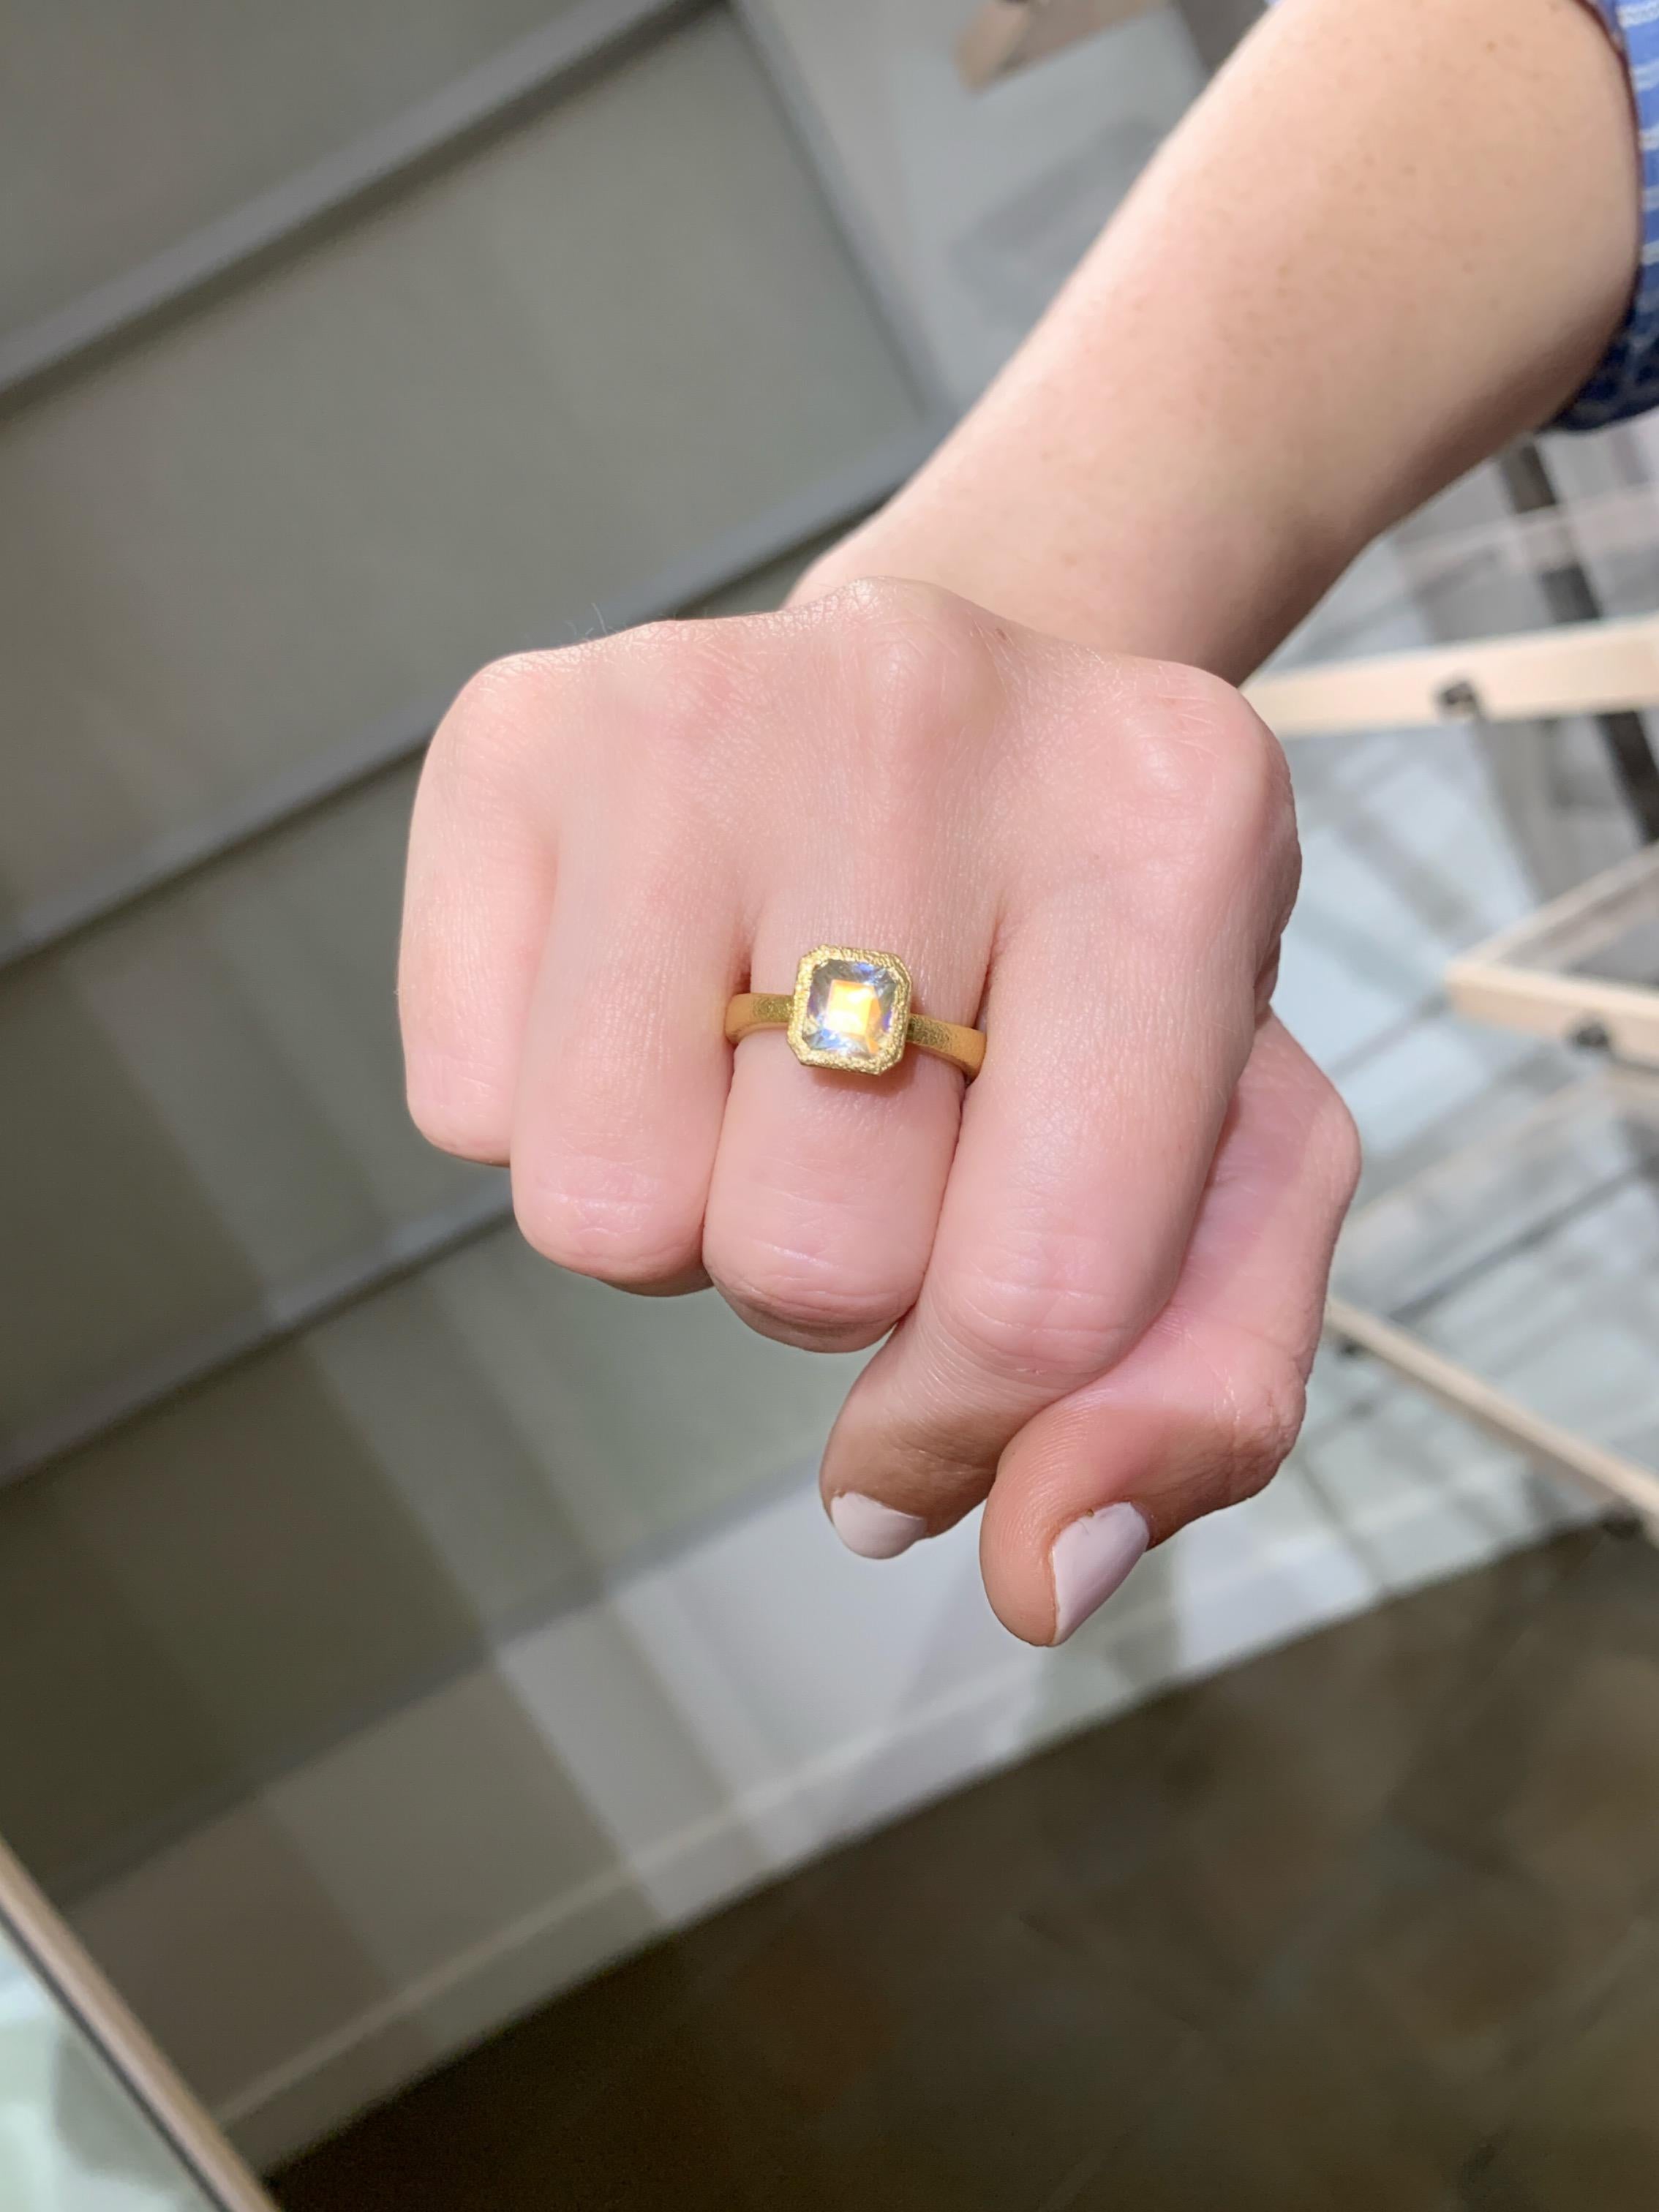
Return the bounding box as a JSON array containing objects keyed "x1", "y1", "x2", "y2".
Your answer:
[
  {"x1": 1331, "y1": 1065, "x2": 1659, "y2": 1516},
  {"x1": 0, "y1": 1840, "x2": 271, "y2": 2212}
]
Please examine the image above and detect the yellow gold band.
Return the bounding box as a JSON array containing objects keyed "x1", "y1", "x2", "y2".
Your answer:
[
  {"x1": 725, "y1": 947, "x2": 985, "y2": 1082},
  {"x1": 724, "y1": 992, "x2": 985, "y2": 1078}
]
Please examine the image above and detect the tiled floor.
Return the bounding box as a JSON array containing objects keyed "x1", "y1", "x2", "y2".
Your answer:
[{"x1": 271, "y1": 1525, "x2": 1659, "y2": 2211}]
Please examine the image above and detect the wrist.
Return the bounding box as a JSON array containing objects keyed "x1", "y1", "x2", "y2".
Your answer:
[{"x1": 788, "y1": 489, "x2": 1337, "y2": 685}]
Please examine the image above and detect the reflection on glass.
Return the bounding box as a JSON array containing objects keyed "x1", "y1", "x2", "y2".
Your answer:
[
  {"x1": 1335, "y1": 1066, "x2": 1659, "y2": 1464},
  {"x1": 0, "y1": 1920, "x2": 219, "y2": 2212}
]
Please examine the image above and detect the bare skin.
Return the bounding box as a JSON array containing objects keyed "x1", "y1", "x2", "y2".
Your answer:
[{"x1": 400, "y1": 0, "x2": 1639, "y2": 1644}]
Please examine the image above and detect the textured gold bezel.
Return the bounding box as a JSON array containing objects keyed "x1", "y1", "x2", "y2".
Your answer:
[{"x1": 786, "y1": 945, "x2": 914, "y2": 1076}]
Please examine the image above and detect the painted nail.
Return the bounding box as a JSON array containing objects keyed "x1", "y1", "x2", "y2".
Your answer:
[
  {"x1": 829, "y1": 1492, "x2": 928, "y2": 1560},
  {"x1": 1049, "y1": 1502, "x2": 1150, "y2": 1643}
]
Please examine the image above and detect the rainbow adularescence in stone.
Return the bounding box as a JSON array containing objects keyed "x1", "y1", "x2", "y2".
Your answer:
[{"x1": 795, "y1": 954, "x2": 905, "y2": 1070}]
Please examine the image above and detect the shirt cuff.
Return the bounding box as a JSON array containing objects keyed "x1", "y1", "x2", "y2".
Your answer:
[{"x1": 1554, "y1": 0, "x2": 1659, "y2": 428}]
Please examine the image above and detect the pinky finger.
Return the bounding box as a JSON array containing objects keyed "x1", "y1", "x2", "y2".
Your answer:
[{"x1": 980, "y1": 1018, "x2": 1360, "y2": 1646}]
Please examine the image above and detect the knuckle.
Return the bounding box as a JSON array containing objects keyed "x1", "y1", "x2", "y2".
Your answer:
[
  {"x1": 819, "y1": 576, "x2": 993, "y2": 753},
  {"x1": 1280, "y1": 1045, "x2": 1363, "y2": 1214},
  {"x1": 429, "y1": 650, "x2": 567, "y2": 786},
  {"x1": 589, "y1": 617, "x2": 751, "y2": 770},
  {"x1": 938, "y1": 1246, "x2": 1135, "y2": 1387},
  {"x1": 1033, "y1": 659, "x2": 1300, "y2": 941},
  {"x1": 1219, "y1": 1341, "x2": 1308, "y2": 1505},
  {"x1": 715, "y1": 1236, "x2": 914, "y2": 1347},
  {"x1": 438, "y1": 622, "x2": 754, "y2": 796},
  {"x1": 405, "y1": 1062, "x2": 510, "y2": 1164},
  {"x1": 1318, "y1": 1084, "x2": 1363, "y2": 1213},
  {"x1": 1125, "y1": 663, "x2": 1294, "y2": 845},
  {"x1": 513, "y1": 1154, "x2": 698, "y2": 1290},
  {"x1": 821, "y1": 572, "x2": 966, "y2": 634}
]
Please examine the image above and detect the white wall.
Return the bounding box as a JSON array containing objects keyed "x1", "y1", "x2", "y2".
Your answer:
[{"x1": 747, "y1": 0, "x2": 1206, "y2": 405}]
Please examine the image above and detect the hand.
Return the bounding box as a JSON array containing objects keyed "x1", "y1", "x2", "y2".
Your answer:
[{"x1": 398, "y1": 579, "x2": 1358, "y2": 1644}]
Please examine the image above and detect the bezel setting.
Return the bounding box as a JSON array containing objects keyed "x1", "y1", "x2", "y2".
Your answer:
[{"x1": 786, "y1": 945, "x2": 914, "y2": 1077}]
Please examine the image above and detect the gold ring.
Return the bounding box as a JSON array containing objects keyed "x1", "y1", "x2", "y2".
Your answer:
[{"x1": 724, "y1": 945, "x2": 985, "y2": 1080}]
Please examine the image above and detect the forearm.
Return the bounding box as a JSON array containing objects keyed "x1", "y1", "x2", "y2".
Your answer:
[{"x1": 798, "y1": 0, "x2": 1638, "y2": 680}]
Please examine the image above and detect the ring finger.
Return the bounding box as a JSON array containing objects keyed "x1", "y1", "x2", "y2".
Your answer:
[{"x1": 704, "y1": 883, "x2": 995, "y2": 1373}]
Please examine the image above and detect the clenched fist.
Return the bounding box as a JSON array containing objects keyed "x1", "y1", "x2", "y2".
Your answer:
[{"x1": 399, "y1": 579, "x2": 1357, "y2": 1644}]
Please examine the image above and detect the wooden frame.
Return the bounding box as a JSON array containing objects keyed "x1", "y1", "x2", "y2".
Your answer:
[
  {"x1": 1323, "y1": 1295, "x2": 1659, "y2": 1535},
  {"x1": 0, "y1": 1832, "x2": 276, "y2": 2208},
  {"x1": 1445, "y1": 843, "x2": 1659, "y2": 1064},
  {"x1": 1247, "y1": 603, "x2": 1659, "y2": 1053},
  {"x1": 1245, "y1": 611, "x2": 1659, "y2": 737},
  {"x1": 1326, "y1": 1064, "x2": 1659, "y2": 1534}
]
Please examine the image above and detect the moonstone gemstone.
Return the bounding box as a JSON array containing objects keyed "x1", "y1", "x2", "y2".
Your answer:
[{"x1": 798, "y1": 956, "x2": 900, "y2": 1064}]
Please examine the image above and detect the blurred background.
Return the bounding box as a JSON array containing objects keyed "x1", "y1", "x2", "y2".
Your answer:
[{"x1": 5, "y1": 1, "x2": 1659, "y2": 2205}]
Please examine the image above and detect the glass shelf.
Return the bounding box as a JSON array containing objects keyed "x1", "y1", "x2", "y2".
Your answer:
[
  {"x1": 1333, "y1": 1067, "x2": 1659, "y2": 1481},
  {"x1": 0, "y1": 1843, "x2": 269, "y2": 2212}
]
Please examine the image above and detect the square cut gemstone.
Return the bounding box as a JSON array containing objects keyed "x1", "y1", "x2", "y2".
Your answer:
[{"x1": 798, "y1": 956, "x2": 902, "y2": 1066}]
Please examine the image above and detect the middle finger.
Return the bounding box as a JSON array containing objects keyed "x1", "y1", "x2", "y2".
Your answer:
[{"x1": 818, "y1": 879, "x2": 1265, "y2": 1538}]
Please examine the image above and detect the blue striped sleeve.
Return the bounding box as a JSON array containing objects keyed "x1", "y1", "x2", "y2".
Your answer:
[{"x1": 1555, "y1": 0, "x2": 1659, "y2": 427}]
